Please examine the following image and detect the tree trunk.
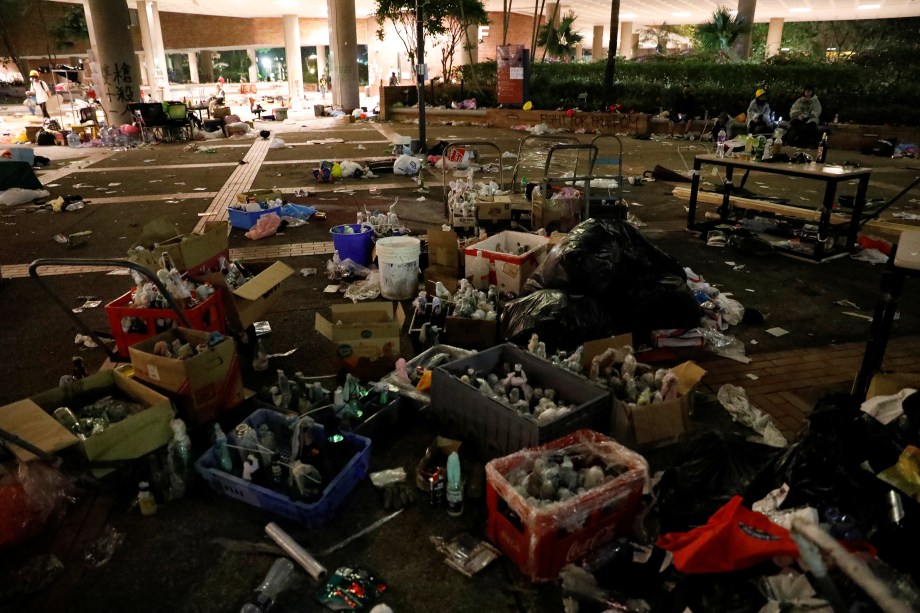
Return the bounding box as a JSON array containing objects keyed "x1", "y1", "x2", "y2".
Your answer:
[
  {"x1": 602, "y1": 0, "x2": 620, "y2": 106},
  {"x1": 733, "y1": 0, "x2": 756, "y2": 59}
]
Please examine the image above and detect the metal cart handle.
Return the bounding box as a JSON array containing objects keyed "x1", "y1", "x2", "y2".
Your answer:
[
  {"x1": 441, "y1": 140, "x2": 506, "y2": 205},
  {"x1": 29, "y1": 258, "x2": 193, "y2": 362}
]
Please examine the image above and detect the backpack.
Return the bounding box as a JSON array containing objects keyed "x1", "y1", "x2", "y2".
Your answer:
[{"x1": 36, "y1": 130, "x2": 56, "y2": 146}]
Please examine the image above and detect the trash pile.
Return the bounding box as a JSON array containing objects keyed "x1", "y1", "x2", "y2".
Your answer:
[{"x1": 52, "y1": 396, "x2": 144, "y2": 440}]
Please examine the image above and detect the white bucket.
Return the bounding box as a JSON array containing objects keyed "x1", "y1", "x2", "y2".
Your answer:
[{"x1": 376, "y1": 236, "x2": 421, "y2": 300}]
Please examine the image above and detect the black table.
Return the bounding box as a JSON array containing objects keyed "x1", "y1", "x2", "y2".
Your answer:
[{"x1": 687, "y1": 153, "x2": 872, "y2": 262}]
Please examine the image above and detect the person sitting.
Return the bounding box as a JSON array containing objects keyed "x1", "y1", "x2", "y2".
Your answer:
[
  {"x1": 746, "y1": 88, "x2": 775, "y2": 135},
  {"x1": 785, "y1": 85, "x2": 822, "y2": 147},
  {"x1": 388, "y1": 72, "x2": 399, "y2": 87},
  {"x1": 709, "y1": 111, "x2": 732, "y2": 141},
  {"x1": 213, "y1": 77, "x2": 226, "y2": 104},
  {"x1": 668, "y1": 85, "x2": 696, "y2": 138}
]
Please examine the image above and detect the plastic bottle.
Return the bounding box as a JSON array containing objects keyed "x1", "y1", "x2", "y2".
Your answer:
[
  {"x1": 138, "y1": 481, "x2": 157, "y2": 516},
  {"x1": 716, "y1": 129, "x2": 727, "y2": 157},
  {"x1": 762, "y1": 138, "x2": 774, "y2": 161},
  {"x1": 755, "y1": 136, "x2": 767, "y2": 161},
  {"x1": 446, "y1": 451, "x2": 464, "y2": 516},
  {"x1": 168, "y1": 418, "x2": 192, "y2": 484},
  {"x1": 240, "y1": 557, "x2": 295, "y2": 613},
  {"x1": 470, "y1": 250, "x2": 490, "y2": 291},
  {"x1": 772, "y1": 134, "x2": 783, "y2": 157},
  {"x1": 277, "y1": 370, "x2": 292, "y2": 409},
  {"x1": 214, "y1": 423, "x2": 234, "y2": 472},
  {"x1": 67, "y1": 131, "x2": 81, "y2": 147},
  {"x1": 816, "y1": 132, "x2": 829, "y2": 164}
]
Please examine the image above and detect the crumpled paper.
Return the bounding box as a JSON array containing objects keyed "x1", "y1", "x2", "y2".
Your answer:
[{"x1": 758, "y1": 569, "x2": 832, "y2": 613}]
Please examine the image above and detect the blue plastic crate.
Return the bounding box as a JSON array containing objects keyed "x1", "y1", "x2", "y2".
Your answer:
[
  {"x1": 228, "y1": 205, "x2": 282, "y2": 230},
  {"x1": 194, "y1": 409, "x2": 371, "y2": 527}
]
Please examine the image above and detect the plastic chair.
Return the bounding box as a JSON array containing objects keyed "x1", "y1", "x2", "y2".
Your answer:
[
  {"x1": 75, "y1": 106, "x2": 102, "y2": 139},
  {"x1": 165, "y1": 101, "x2": 192, "y2": 140},
  {"x1": 128, "y1": 102, "x2": 169, "y2": 143}
]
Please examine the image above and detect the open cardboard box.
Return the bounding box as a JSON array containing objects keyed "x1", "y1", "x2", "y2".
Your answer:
[
  {"x1": 315, "y1": 301, "x2": 405, "y2": 360},
  {"x1": 128, "y1": 329, "x2": 244, "y2": 425},
  {"x1": 463, "y1": 231, "x2": 549, "y2": 295},
  {"x1": 584, "y1": 334, "x2": 707, "y2": 448},
  {"x1": 197, "y1": 261, "x2": 296, "y2": 331},
  {"x1": 0, "y1": 370, "x2": 174, "y2": 464},
  {"x1": 867, "y1": 372, "x2": 920, "y2": 399},
  {"x1": 128, "y1": 218, "x2": 228, "y2": 275}
]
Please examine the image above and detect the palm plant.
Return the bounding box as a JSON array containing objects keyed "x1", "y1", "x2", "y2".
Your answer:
[
  {"x1": 536, "y1": 11, "x2": 585, "y2": 62},
  {"x1": 696, "y1": 7, "x2": 749, "y2": 59}
]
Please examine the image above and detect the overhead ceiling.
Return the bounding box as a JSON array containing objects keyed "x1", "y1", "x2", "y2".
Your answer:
[{"x1": 78, "y1": 1, "x2": 920, "y2": 39}]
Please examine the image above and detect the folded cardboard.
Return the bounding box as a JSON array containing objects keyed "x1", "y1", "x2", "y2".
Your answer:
[
  {"x1": 22, "y1": 370, "x2": 174, "y2": 464},
  {"x1": 128, "y1": 329, "x2": 244, "y2": 425},
  {"x1": 198, "y1": 261, "x2": 295, "y2": 331},
  {"x1": 477, "y1": 194, "x2": 512, "y2": 222},
  {"x1": 0, "y1": 399, "x2": 78, "y2": 461},
  {"x1": 128, "y1": 218, "x2": 228, "y2": 275},
  {"x1": 463, "y1": 231, "x2": 549, "y2": 295},
  {"x1": 237, "y1": 189, "x2": 283, "y2": 204},
  {"x1": 427, "y1": 229, "x2": 463, "y2": 272},
  {"x1": 612, "y1": 361, "x2": 707, "y2": 448},
  {"x1": 315, "y1": 302, "x2": 405, "y2": 359}
]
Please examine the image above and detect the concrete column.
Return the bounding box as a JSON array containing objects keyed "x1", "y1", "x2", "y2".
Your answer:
[
  {"x1": 199, "y1": 50, "x2": 214, "y2": 83},
  {"x1": 283, "y1": 15, "x2": 304, "y2": 104},
  {"x1": 326, "y1": 0, "x2": 359, "y2": 112},
  {"x1": 135, "y1": 1, "x2": 157, "y2": 96},
  {"x1": 619, "y1": 22, "x2": 634, "y2": 59},
  {"x1": 766, "y1": 17, "x2": 784, "y2": 57},
  {"x1": 592, "y1": 25, "x2": 604, "y2": 59},
  {"x1": 574, "y1": 43, "x2": 582, "y2": 61},
  {"x1": 188, "y1": 52, "x2": 199, "y2": 83},
  {"x1": 247, "y1": 48, "x2": 258, "y2": 83},
  {"x1": 148, "y1": 2, "x2": 169, "y2": 97},
  {"x1": 734, "y1": 0, "x2": 756, "y2": 59},
  {"x1": 85, "y1": 0, "x2": 143, "y2": 126},
  {"x1": 316, "y1": 45, "x2": 327, "y2": 79}
]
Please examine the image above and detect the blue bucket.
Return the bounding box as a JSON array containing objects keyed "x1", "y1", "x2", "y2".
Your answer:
[{"x1": 330, "y1": 224, "x2": 374, "y2": 266}]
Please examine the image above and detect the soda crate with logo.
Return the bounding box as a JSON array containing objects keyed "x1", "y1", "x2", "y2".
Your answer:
[
  {"x1": 431, "y1": 344, "x2": 610, "y2": 457},
  {"x1": 485, "y1": 429, "x2": 649, "y2": 581},
  {"x1": 195, "y1": 409, "x2": 371, "y2": 528},
  {"x1": 105, "y1": 288, "x2": 226, "y2": 358}
]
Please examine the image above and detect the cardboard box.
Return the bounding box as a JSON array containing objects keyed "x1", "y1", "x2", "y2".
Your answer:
[
  {"x1": 424, "y1": 267, "x2": 461, "y2": 295},
  {"x1": 315, "y1": 302, "x2": 405, "y2": 360},
  {"x1": 477, "y1": 195, "x2": 512, "y2": 222},
  {"x1": 866, "y1": 372, "x2": 920, "y2": 399},
  {"x1": 612, "y1": 361, "x2": 707, "y2": 448},
  {"x1": 236, "y1": 189, "x2": 283, "y2": 204},
  {"x1": 449, "y1": 212, "x2": 477, "y2": 229},
  {"x1": 128, "y1": 218, "x2": 229, "y2": 275},
  {"x1": 128, "y1": 329, "x2": 244, "y2": 425},
  {"x1": 22, "y1": 370, "x2": 174, "y2": 464},
  {"x1": 441, "y1": 314, "x2": 498, "y2": 349},
  {"x1": 427, "y1": 229, "x2": 463, "y2": 272},
  {"x1": 464, "y1": 231, "x2": 549, "y2": 295},
  {"x1": 431, "y1": 344, "x2": 611, "y2": 457},
  {"x1": 0, "y1": 399, "x2": 79, "y2": 461},
  {"x1": 198, "y1": 261, "x2": 296, "y2": 331}
]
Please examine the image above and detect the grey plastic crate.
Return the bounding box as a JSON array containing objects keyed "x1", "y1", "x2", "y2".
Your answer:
[{"x1": 431, "y1": 343, "x2": 611, "y2": 457}]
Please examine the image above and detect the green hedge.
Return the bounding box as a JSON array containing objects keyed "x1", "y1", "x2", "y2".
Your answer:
[{"x1": 457, "y1": 54, "x2": 920, "y2": 126}]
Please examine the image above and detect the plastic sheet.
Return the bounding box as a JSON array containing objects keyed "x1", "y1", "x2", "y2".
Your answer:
[
  {"x1": 501, "y1": 290, "x2": 619, "y2": 352},
  {"x1": 656, "y1": 431, "x2": 780, "y2": 533},
  {"x1": 0, "y1": 462, "x2": 74, "y2": 548},
  {"x1": 716, "y1": 384, "x2": 788, "y2": 447},
  {"x1": 244, "y1": 213, "x2": 282, "y2": 240},
  {"x1": 343, "y1": 271, "x2": 381, "y2": 302}
]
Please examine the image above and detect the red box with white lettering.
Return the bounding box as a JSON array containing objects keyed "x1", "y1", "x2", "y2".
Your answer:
[{"x1": 485, "y1": 429, "x2": 648, "y2": 582}]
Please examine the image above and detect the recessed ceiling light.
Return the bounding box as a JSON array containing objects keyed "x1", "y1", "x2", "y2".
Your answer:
[
  {"x1": 857, "y1": 3, "x2": 881, "y2": 8},
  {"x1": 672, "y1": 11, "x2": 691, "y2": 17},
  {"x1": 789, "y1": 7, "x2": 811, "y2": 12}
]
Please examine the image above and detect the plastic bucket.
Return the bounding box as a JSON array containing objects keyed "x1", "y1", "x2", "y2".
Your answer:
[
  {"x1": 376, "y1": 236, "x2": 421, "y2": 300},
  {"x1": 330, "y1": 224, "x2": 374, "y2": 266}
]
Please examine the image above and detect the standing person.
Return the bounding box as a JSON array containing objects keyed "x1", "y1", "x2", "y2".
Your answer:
[
  {"x1": 746, "y1": 88, "x2": 775, "y2": 135},
  {"x1": 28, "y1": 70, "x2": 52, "y2": 119},
  {"x1": 786, "y1": 85, "x2": 823, "y2": 147},
  {"x1": 388, "y1": 71, "x2": 399, "y2": 87},
  {"x1": 319, "y1": 75, "x2": 327, "y2": 98},
  {"x1": 668, "y1": 84, "x2": 697, "y2": 138}
]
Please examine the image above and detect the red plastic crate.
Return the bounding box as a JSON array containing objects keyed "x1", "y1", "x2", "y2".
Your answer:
[
  {"x1": 105, "y1": 288, "x2": 226, "y2": 358},
  {"x1": 485, "y1": 429, "x2": 649, "y2": 582}
]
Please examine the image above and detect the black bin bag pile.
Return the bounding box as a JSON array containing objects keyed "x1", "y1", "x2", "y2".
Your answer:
[{"x1": 501, "y1": 218, "x2": 701, "y2": 350}]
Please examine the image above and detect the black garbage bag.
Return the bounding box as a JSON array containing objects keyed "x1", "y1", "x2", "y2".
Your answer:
[
  {"x1": 523, "y1": 218, "x2": 688, "y2": 297},
  {"x1": 500, "y1": 290, "x2": 619, "y2": 352},
  {"x1": 656, "y1": 431, "x2": 780, "y2": 534}
]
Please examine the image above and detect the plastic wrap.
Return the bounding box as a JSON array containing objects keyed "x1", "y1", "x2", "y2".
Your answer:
[
  {"x1": 244, "y1": 213, "x2": 282, "y2": 240},
  {"x1": 380, "y1": 344, "x2": 475, "y2": 403},
  {"x1": 501, "y1": 290, "x2": 620, "y2": 352},
  {"x1": 344, "y1": 271, "x2": 381, "y2": 302},
  {"x1": 485, "y1": 429, "x2": 648, "y2": 581},
  {"x1": 0, "y1": 462, "x2": 74, "y2": 548}
]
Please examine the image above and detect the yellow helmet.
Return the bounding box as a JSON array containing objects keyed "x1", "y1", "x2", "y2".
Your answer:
[
  {"x1": 29, "y1": 70, "x2": 39, "y2": 77},
  {"x1": 755, "y1": 88, "x2": 766, "y2": 98}
]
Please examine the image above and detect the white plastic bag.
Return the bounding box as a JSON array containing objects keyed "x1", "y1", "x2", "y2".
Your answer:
[
  {"x1": 0, "y1": 188, "x2": 50, "y2": 206},
  {"x1": 393, "y1": 154, "x2": 420, "y2": 176},
  {"x1": 268, "y1": 137, "x2": 286, "y2": 149},
  {"x1": 339, "y1": 161, "x2": 363, "y2": 177}
]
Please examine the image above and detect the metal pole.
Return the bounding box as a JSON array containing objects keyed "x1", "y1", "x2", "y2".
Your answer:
[{"x1": 416, "y1": 0, "x2": 427, "y2": 152}]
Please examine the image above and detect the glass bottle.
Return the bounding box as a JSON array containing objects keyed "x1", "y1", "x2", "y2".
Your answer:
[
  {"x1": 816, "y1": 132, "x2": 829, "y2": 164},
  {"x1": 138, "y1": 481, "x2": 157, "y2": 516}
]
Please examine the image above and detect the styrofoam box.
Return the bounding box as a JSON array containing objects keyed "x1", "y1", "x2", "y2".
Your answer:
[{"x1": 463, "y1": 231, "x2": 549, "y2": 295}]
